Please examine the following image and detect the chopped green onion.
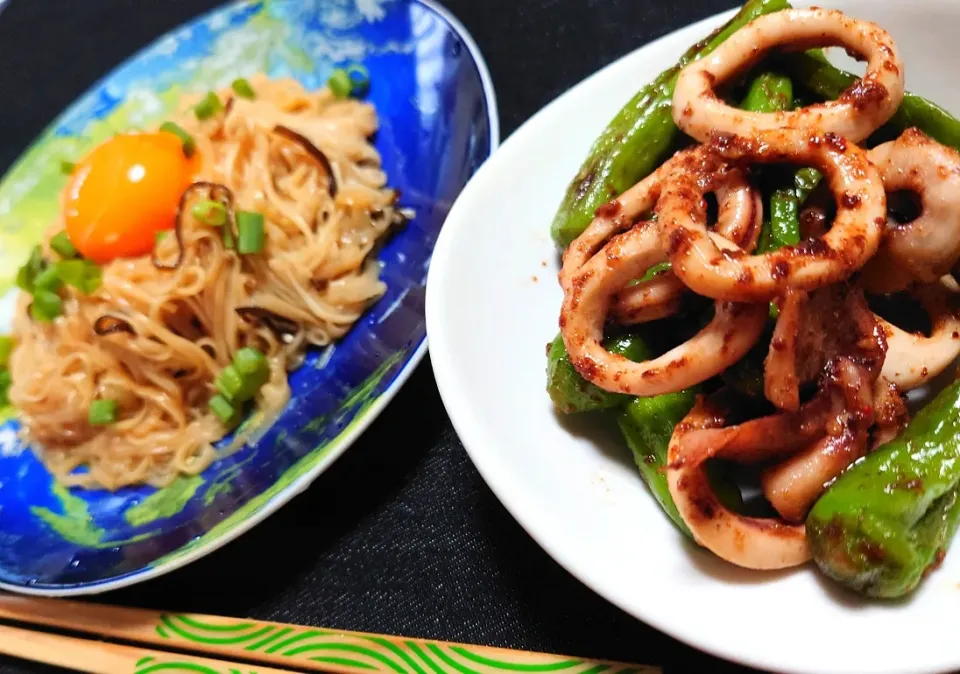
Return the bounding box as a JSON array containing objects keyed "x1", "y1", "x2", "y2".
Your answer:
[
  {"x1": 50, "y1": 231, "x2": 78, "y2": 259},
  {"x1": 60, "y1": 160, "x2": 76, "y2": 176},
  {"x1": 233, "y1": 347, "x2": 267, "y2": 377},
  {"x1": 192, "y1": 199, "x2": 228, "y2": 226},
  {"x1": 233, "y1": 349, "x2": 269, "y2": 390},
  {"x1": 329, "y1": 65, "x2": 370, "y2": 99},
  {"x1": 16, "y1": 246, "x2": 47, "y2": 293},
  {"x1": 236, "y1": 210, "x2": 265, "y2": 254},
  {"x1": 33, "y1": 265, "x2": 63, "y2": 293},
  {"x1": 55, "y1": 259, "x2": 101, "y2": 295},
  {"x1": 55, "y1": 259, "x2": 86, "y2": 289},
  {"x1": 209, "y1": 393, "x2": 239, "y2": 425},
  {"x1": 30, "y1": 290, "x2": 62, "y2": 322},
  {"x1": 216, "y1": 349, "x2": 272, "y2": 404},
  {"x1": 328, "y1": 68, "x2": 352, "y2": 99},
  {"x1": 15, "y1": 266, "x2": 31, "y2": 293},
  {"x1": 88, "y1": 399, "x2": 117, "y2": 426},
  {"x1": 231, "y1": 78, "x2": 256, "y2": 99},
  {"x1": 155, "y1": 231, "x2": 168, "y2": 245},
  {"x1": 82, "y1": 262, "x2": 103, "y2": 294},
  {"x1": 159, "y1": 121, "x2": 196, "y2": 157},
  {"x1": 216, "y1": 364, "x2": 251, "y2": 402},
  {"x1": 0, "y1": 369, "x2": 11, "y2": 408},
  {"x1": 346, "y1": 64, "x2": 370, "y2": 96},
  {"x1": 194, "y1": 92, "x2": 224, "y2": 121},
  {"x1": 0, "y1": 337, "x2": 14, "y2": 367}
]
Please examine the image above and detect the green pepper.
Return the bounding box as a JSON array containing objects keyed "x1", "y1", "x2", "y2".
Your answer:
[
  {"x1": 549, "y1": 0, "x2": 792, "y2": 249},
  {"x1": 738, "y1": 71, "x2": 798, "y2": 257},
  {"x1": 739, "y1": 71, "x2": 794, "y2": 113},
  {"x1": 741, "y1": 72, "x2": 799, "y2": 316},
  {"x1": 546, "y1": 333, "x2": 651, "y2": 414},
  {"x1": 784, "y1": 51, "x2": 960, "y2": 151},
  {"x1": 757, "y1": 189, "x2": 801, "y2": 254},
  {"x1": 617, "y1": 391, "x2": 697, "y2": 536},
  {"x1": 616, "y1": 389, "x2": 743, "y2": 536},
  {"x1": 808, "y1": 380, "x2": 960, "y2": 598},
  {"x1": 793, "y1": 166, "x2": 822, "y2": 204}
]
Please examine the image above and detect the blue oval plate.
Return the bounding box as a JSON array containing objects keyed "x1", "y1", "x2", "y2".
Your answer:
[{"x1": 0, "y1": 0, "x2": 498, "y2": 595}]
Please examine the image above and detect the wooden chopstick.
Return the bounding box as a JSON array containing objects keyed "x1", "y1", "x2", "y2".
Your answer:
[
  {"x1": 0, "y1": 595, "x2": 661, "y2": 674},
  {"x1": 0, "y1": 622, "x2": 298, "y2": 674}
]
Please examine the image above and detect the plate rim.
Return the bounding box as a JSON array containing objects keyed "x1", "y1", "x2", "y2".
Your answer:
[{"x1": 0, "y1": 0, "x2": 500, "y2": 598}]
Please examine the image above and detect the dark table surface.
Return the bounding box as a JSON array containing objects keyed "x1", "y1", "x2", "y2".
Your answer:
[{"x1": 0, "y1": 1, "x2": 764, "y2": 672}]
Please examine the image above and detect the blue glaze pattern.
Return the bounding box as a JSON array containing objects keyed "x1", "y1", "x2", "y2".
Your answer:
[{"x1": 0, "y1": 0, "x2": 497, "y2": 593}]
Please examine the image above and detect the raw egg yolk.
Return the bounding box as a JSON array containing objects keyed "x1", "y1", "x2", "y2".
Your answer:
[{"x1": 64, "y1": 132, "x2": 201, "y2": 263}]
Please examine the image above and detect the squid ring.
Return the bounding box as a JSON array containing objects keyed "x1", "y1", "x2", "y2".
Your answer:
[
  {"x1": 877, "y1": 284, "x2": 960, "y2": 391},
  {"x1": 610, "y1": 271, "x2": 687, "y2": 326},
  {"x1": 658, "y1": 129, "x2": 885, "y2": 302},
  {"x1": 667, "y1": 396, "x2": 811, "y2": 570},
  {"x1": 559, "y1": 222, "x2": 768, "y2": 397},
  {"x1": 613, "y1": 185, "x2": 763, "y2": 325},
  {"x1": 561, "y1": 148, "x2": 761, "y2": 295},
  {"x1": 861, "y1": 129, "x2": 960, "y2": 294},
  {"x1": 673, "y1": 8, "x2": 904, "y2": 144}
]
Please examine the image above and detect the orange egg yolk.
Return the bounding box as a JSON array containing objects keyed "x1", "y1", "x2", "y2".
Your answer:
[{"x1": 64, "y1": 132, "x2": 201, "y2": 264}]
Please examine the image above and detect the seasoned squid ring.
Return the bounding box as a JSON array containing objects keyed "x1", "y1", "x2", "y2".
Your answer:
[
  {"x1": 658, "y1": 129, "x2": 885, "y2": 302},
  {"x1": 762, "y1": 370, "x2": 906, "y2": 523},
  {"x1": 760, "y1": 359, "x2": 879, "y2": 523},
  {"x1": 673, "y1": 8, "x2": 904, "y2": 144},
  {"x1": 667, "y1": 395, "x2": 811, "y2": 570},
  {"x1": 761, "y1": 428, "x2": 869, "y2": 524},
  {"x1": 860, "y1": 129, "x2": 960, "y2": 294},
  {"x1": 560, "y1": 220, "x2": 768, "y2": 397},
  {"x1": 877, "y1": 284, "x2": 960, "y2": 390},
  {"x1": 613, "y1": 187, "x2": 763, "y2": 325},
  {"x1": 560, "y1": 148, "x2": 762, "y2": 299}
]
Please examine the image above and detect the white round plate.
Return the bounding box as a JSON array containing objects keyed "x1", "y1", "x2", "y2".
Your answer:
[{"x1": 426, "y1": 1, "x2": 960, "y2": 673}]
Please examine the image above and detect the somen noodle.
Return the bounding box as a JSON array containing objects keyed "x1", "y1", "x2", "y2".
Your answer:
[{"x1": 8, "y1": 74, "x2": 406, "y2": 491}]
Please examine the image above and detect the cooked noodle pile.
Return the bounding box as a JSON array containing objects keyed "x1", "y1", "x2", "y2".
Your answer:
[{"x1": 9, "y1": 75, "x2": 404, "y2": 490}]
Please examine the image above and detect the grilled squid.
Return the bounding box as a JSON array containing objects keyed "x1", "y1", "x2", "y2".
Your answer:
[
  {"x1": 561, "y1": 147, "x2": 761, "y2": 295},
  {"x1": 667, "y1": 395, "x2": 811, "y2": 570},
  {"x1": 672, "y1": 8, "x2": 904, "y2": 144},
  {"x1": 560, "y1": 220, "x2": 768, "y2": 396},
  {"x1": 861, "y1": 128, "x2": 960, "y2": 294},
  {"x1": 877, "y1": 283, "x2": 960, "y2": 390},
  {"x1": 657, "y1": 129, "x2": 885, "y2": 302},
  {"x1": 613, "y1": 186, "x2": 763, "y2": 325}
]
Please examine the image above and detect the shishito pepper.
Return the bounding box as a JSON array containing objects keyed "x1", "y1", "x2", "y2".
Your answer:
[
  {"x1": 739, "y1": 73, "x2": 801, "y2": 255},
  {"x1": 783, "y1": 50, "x2": 960, "y2": 151},
  {"x1": 808, "y1": 381, "x2": 960, "y2": 598},
  {"x1": 617, "y1": 390, "x2": 698, "y2": 536},
  {"x1": 546, "y1": 333, "x2": 650, "y2": 414},
  {"x1": 739, "y1": 71, "x2": 794, "y2": 113}
]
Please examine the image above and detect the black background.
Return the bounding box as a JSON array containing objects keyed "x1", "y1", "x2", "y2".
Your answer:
[{"x1": 0, "y1": 1, "x2": 765, "y2": 673}]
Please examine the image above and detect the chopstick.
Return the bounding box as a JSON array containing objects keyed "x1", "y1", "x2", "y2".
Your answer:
[
  {"x1": 0, "y1": 622, "x2": 297, "y2": 674},
  {"x1": 0, "y1": 595, "x2": 661, "y2": 674}
]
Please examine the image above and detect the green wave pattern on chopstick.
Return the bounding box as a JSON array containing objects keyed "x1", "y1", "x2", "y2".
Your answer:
[
  {"x1": 154, "y1": 615, "x2": 650, "y2": 674},
  {"x1": 134, "y1": 655, "x2": 256, "y2": 674}
]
